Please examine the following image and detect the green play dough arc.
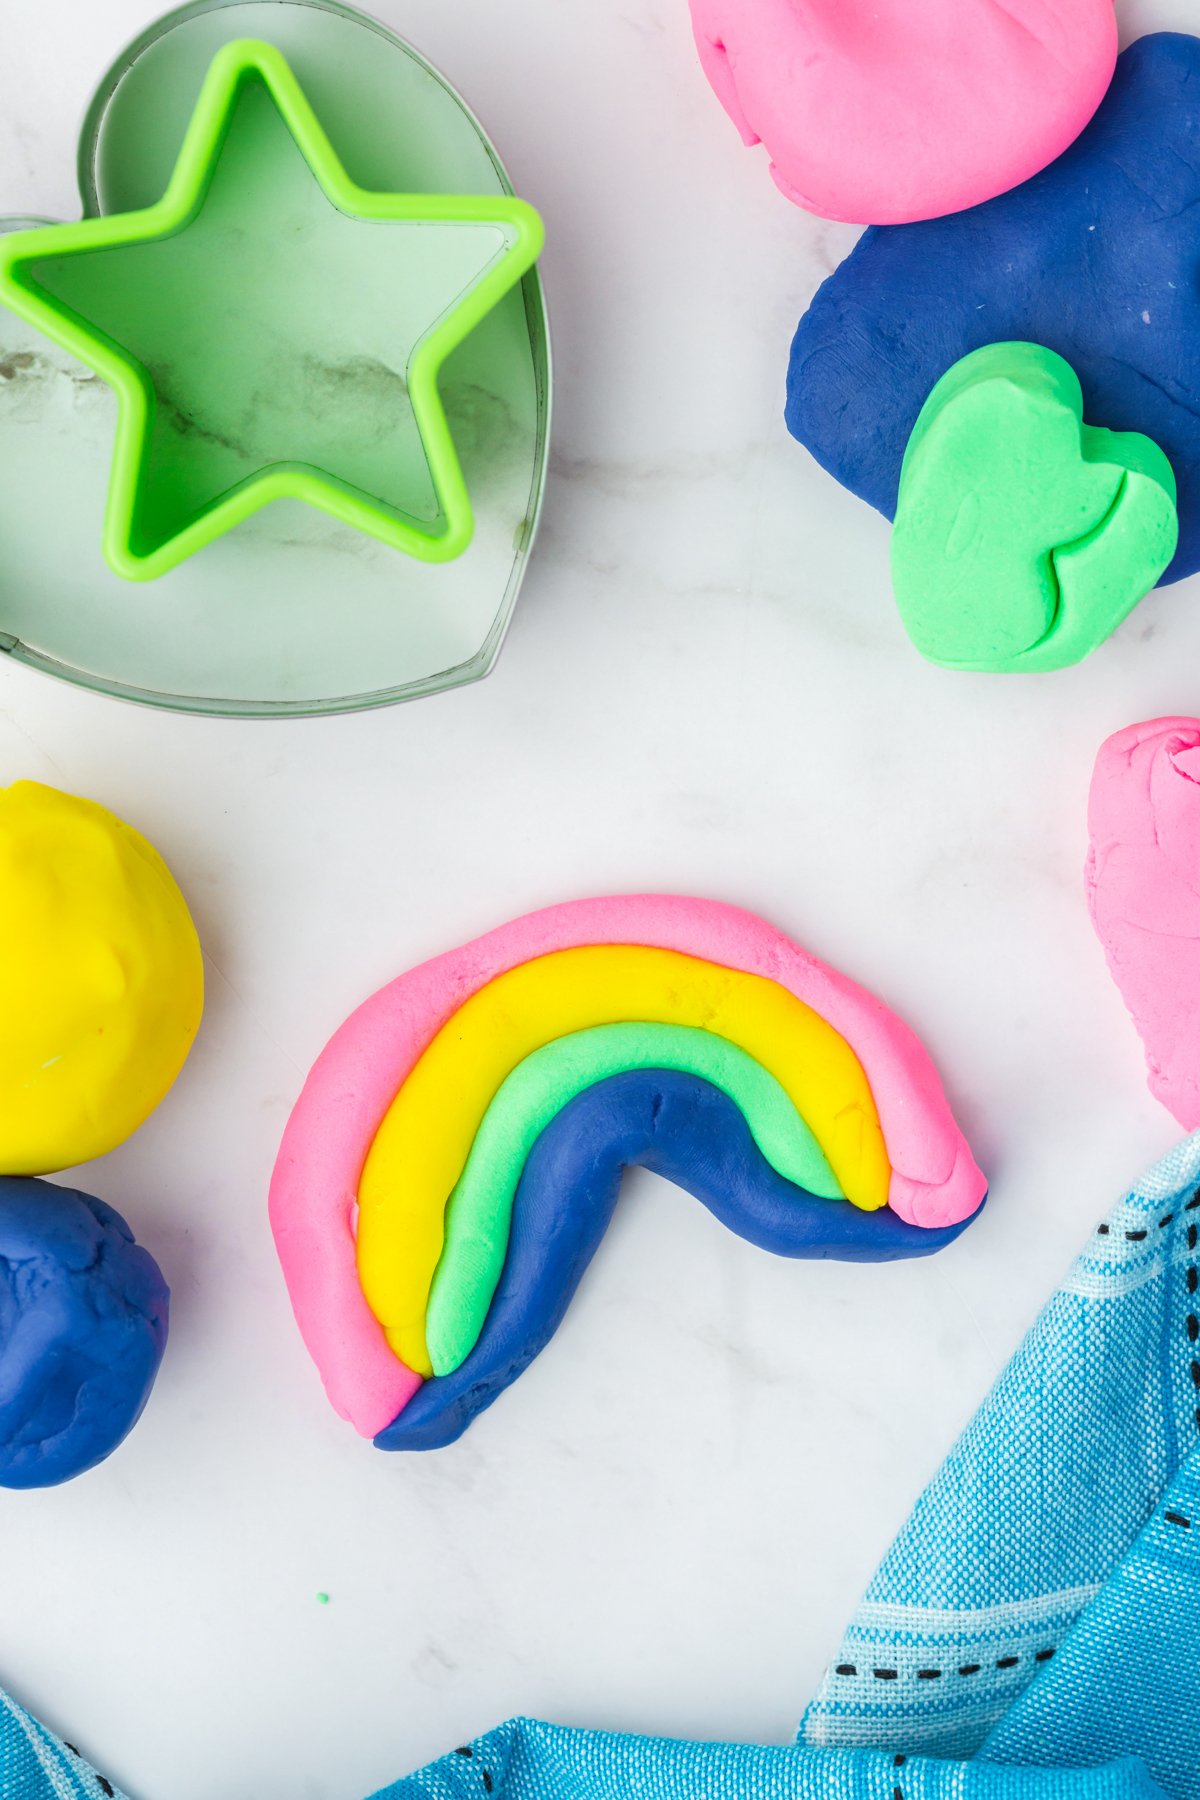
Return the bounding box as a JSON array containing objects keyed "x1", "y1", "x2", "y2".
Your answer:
[
  {"x1": 425, "y1": 1022, "x2": 845, "y2": 1376},
  {"x1": 890, "y1": 342, "x2": 1179, "y2": 673}
]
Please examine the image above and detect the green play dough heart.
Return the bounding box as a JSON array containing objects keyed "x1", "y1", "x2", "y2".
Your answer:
[{"x1": 890, "y1": 342, "x2": 1179, "y2": 672}]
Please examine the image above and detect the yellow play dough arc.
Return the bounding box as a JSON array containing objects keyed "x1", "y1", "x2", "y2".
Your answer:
[
  {"x1": 0, "y1": 780, "x2": 204, "y2": 1175},
  {"x1": 356, "y1": 943, "x2": 889, "y2": 1374}
]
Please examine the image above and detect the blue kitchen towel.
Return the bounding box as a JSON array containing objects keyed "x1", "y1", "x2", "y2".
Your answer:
[
  {"x1": 982, "y1": 1444, "x2": 1200, "y2": 1798},
  {"x1": 373, "y1": 1722, "x2": 1166, "y2": 1800},
  {"x1": 0, "y1": 1682, "x2": 125, "y2": 1799},
  {"x1": 7, "y1": 1137, "x2": 1200, "y2": 1800},
  {"x1": 380, "y1": 1130, "x2": 1200, "y2": 1800},
  {"x1": 800, "y1": 1130, "x2": 1200, "y2": 1762}
]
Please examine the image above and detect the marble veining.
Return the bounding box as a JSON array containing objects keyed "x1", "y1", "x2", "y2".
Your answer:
[{"x1": 0, "y1": 1, "x2": 1194, "y2": 1798}]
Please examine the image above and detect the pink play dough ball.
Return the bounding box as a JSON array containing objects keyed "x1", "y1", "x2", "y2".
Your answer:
[
  {"x1": 1087, "y1": 719, "x2": 1200, "y2": 1133},
  {"x1": 689, "y1": 0, "x2": 1118, "y2": 225}
]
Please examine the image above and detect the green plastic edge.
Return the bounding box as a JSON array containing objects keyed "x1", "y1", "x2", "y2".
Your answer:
[
  {"x1": 0, "y1": 1, "x2": 553, "y2": 715},
  {"x1": 0, "y1": 37, "x2": 544, "y2": 583}
]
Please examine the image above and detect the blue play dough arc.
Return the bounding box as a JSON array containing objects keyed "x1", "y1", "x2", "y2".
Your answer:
[
  {"x1": 0, "y1": 1178, "x2": 169, "y2": 1489},
  {"x1": 375, "y1": 1069, "x2": 982, "y2": 1452},
  {"x1": 786, "y1": 32, "x2": 1200, "y2": 588}
]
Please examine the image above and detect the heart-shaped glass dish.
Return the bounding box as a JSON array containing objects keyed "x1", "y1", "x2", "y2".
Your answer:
[{"x1": 0, "y1": 0, "x2": 552, "y2": 716}]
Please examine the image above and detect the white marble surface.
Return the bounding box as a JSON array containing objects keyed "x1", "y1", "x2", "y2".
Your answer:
[{"x1": 0, "y1": 2, "x2": 1197, "y2": 1796}]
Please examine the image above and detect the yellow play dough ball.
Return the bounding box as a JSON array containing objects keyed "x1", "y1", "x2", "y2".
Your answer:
[{"x1": 0, "y1": 781, "x2": 204, "y2": 1175}]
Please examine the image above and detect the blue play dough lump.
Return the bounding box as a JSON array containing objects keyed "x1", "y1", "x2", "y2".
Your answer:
[
  {"x1": 787, "y1": 32, "x2": 1200, "y2": 588},
  {"x1": 0, "y1": 1178, "x2": 169, "y2": 1489},
  {"x1": 376, "y1": 1068, "x2": 981, "y2": 1452}
]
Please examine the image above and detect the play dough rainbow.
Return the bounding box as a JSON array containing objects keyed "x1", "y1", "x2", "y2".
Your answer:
[
  {"x1": 269, "y1": 896, "x2": 986, "y2": 1447},
  {"x1": 358, "y1": 943, "x2": 891, "y2": 1375}
]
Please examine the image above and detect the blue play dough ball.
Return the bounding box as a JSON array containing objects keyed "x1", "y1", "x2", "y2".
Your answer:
[
  {"x1": 376, "y1": 1068, "x2": 982, "y2": 1452},
  {"x1": 0, "y1": 1178, "x2": 169, "y2": 1489},
  {"x1": 787, "y1": 32, "x2": 1200, "y2": 588}
]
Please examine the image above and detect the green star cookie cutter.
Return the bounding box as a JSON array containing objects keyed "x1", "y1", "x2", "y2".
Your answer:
[
  {"x1": 0, "y1": 36, "x2": 543, "y2": 581},
  {"x1": 890, "y1": 342, "x2": 1180, "y2": 673}
]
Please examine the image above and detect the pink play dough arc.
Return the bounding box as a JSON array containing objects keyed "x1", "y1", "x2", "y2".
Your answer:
[
  {"x1": 1087, "y1": 718, "x2": 1200, "y2": 1130},
  {"x1": 269, "y1": 896, "x2": 984, "y2": 1438},
  {"x1": 688, "y1": 0, "x2": 1118, "y2": 226}
]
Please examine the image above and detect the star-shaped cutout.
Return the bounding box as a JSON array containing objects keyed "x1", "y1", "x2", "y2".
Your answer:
[{"x1": 0, "y1": 39, "x2": 543, "y2": 579}]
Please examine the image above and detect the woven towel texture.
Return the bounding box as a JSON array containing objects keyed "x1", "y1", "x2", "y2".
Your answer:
[{"x1": 10, "y1": 1136, "x2": 1200, "y2": 1800}]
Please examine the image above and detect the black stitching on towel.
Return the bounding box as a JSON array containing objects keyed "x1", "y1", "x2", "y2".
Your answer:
[
  {"x1": 97, "y1": 1782, "x2": 114, "y2": 1799},
  {"x1": 1166, "y1": 1511, "x2": 1192, "y2": 1528},
  {"x1": 1098, "y1": 1209, "x2": 1197, "y2": 1239},
  {"x1": 832, "y1": 1651, "x2": 1056, "y2": 1684},
  {"x1": 483, "y1": 1774, "x2": 494, "y2": 1794},
  {"x1": 455, "y1": 1749, "x2": 474, "y2": 1759},
  {"x1": 894, "y1": 1756, "x2": 907, "y2": 1768}
]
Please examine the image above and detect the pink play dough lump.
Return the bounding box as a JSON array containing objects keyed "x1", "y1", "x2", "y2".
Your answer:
[
  {"x1": 688, "y1": 0, "x2": 1118, "y2": 225},
  {"x1": 1087, "y1": 718, "x2": 1200, "y2": 1129}
]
